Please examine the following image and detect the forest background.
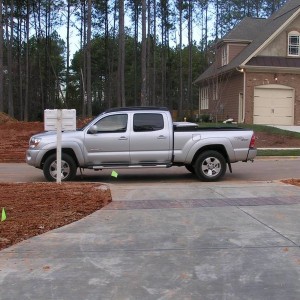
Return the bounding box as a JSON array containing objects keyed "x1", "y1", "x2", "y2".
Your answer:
[{"x1": 0, "y1": 0, "x2": 287, "y2": 121}]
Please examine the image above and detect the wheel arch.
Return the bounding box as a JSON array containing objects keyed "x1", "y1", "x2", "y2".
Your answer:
[
  {"x1": 190, "y1": 144, "x2": 229, "y2": 166},
  {"x1": 41, "y1": 148, "x2": 79, "y2": 168}
]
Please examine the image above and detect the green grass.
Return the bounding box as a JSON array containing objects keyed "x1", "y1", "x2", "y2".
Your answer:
[
  {"x1": 257, "y1": 149, "x2": 300, "y2": 156},
  {"x1": 237, "y1": 124, "x2": 300, "y2": 139}
]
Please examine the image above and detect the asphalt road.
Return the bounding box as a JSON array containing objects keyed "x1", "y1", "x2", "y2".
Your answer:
[{"x1": 0, "y1": 158, "x2": 299, "y2": 183}]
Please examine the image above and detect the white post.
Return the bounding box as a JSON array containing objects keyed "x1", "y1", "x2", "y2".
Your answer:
[
  {"x1": 56, "y1": 109, "x2": 62, "y2": 184},
  {"x1": 44, "y1": 109, "x2": 76, "y2": 183}
]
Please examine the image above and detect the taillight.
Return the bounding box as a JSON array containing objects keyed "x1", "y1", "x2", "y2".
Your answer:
[{"x1": 249, "y1": 134, "x2": 256, "y2": 148}]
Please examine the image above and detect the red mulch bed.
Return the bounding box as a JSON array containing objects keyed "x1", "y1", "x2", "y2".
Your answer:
[{"x1": 0, "y1": 182, "x2": 111, "y2": 250}]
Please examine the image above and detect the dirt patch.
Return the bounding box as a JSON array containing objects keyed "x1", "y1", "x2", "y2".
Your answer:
[
  {"x1": 281, "y1": 179, "x2": 300, "y2": 187},
  {"x1": 0, "y1": 121, "x2": 44, "y2": 162},
  {"x1": 0, "y1": 182, "x2": 111, "y2": 250},
  {"x1": 0, "y1": 112, "x2": 17, "y2": 125},
  {"x1": 255, "y1": 132, "x2": 300, "y2": 148}
]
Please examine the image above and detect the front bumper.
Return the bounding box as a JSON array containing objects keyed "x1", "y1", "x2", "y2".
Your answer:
[{"x1": 26, "y1": 149, "x2": 46, "y2": 167}]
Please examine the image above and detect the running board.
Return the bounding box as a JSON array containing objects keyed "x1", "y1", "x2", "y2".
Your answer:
[{"x1": 92, "y1": 164, "x2": 172, "y2": 170}]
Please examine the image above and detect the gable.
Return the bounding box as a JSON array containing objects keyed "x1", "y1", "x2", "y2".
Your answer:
[
  {"x1": 259, "y1": 15, "x2": 300, "y2": 56},
  {"x1": 216, "y1": 43, "x2": 249, "y2": 68}
]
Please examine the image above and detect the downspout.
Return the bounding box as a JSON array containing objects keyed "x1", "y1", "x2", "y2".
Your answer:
[
  {"x1": 243, "y1": 70, "x2": 246, "y2": 123},
  {"x1": 236, "y1": 67, "x2": 246, "y2": 123}
]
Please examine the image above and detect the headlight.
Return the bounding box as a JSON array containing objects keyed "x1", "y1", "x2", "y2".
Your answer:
[{"x1": 29, "y1": 137, "x2": 41, "y2": 149}]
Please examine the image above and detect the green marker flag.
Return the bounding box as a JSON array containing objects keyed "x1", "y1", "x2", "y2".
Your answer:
[
  {"x1": 1, "y1": 208, "x2": 6, "y2": 222},
  {"x1": 111, "y1": 170, "x2": 118, "y2": 178}
]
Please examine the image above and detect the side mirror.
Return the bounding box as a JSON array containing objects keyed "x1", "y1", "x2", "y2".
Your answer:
[{"x1": 88, "y1": 125, "x2": 98, "y2": 134}]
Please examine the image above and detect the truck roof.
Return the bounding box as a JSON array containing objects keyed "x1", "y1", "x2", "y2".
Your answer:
[{"x1": 104, "y1": 106, "x2": 169, "y2": 113}]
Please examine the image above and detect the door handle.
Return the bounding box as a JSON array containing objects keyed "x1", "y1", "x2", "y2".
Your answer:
[
  {"x1": 157, "y1": 135, "x2": 167, "y2": 139},
  {"x1": 119, "y1": 136, "x2": 128, "y2": 140}
]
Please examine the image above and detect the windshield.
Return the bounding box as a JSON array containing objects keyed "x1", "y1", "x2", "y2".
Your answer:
[{"x1": 77, "y1": 112, "x2": 105, "y2": 131}]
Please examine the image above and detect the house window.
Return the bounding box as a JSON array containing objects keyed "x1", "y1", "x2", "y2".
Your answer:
[
  {"x1": 221, "y1": 45, "x2": 228, "y2": 66},
  {"x1": 288, "y1": 31, "x2": 300, "y2": 56},
  {"x1": 213, "y1": 81, "x2": 218, "y2": 101},
  {"x1": 200, "y1": 87, "x2": 209, "y2": 110}
]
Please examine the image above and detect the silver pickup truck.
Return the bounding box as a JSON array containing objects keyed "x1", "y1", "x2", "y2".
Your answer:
[{"x1": 26, "y1": 107, "x2": 257, "y2": 182}]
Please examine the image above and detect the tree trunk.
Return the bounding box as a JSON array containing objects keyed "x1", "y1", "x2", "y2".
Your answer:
[
  {"x1": 0, "y1": 0, "x2": 4, "y2": 112},
  {"x1": 24, "y1": 0, "x2": 29, "y2": 121},
  {"x1": 117, "y1": 0, "x2": 125, "y2": 107},
  {"x1": 187, "y1": 0, "x2": 193, "y2": 113},
  {"x1": 81, "y1": 1, "x2": 87, "y2": 117},
  {"x1": 104, "y1": 1, "x2": 111, "y2": 108},
  {"x1": 133, "y1": 2, "x2": 138, "y2": 106},
  {"x1": 152, "y1": 0, "x2": 157, "y2": 106},
  {"x1": 178, "y1": 0, "x2": 183, "y2": 119},
  {"x1": 86, "y1": 0, "x2": 92, "y2": 116},
  {"x1": 65, "y1": 0, "x2": 71, "y2": 107},
  {"x1": 7, "y1": 0, "x2": 14, "y2": 117},
  {"x1": 141, "y1": 0, "x2": 147, "y2": 105}
]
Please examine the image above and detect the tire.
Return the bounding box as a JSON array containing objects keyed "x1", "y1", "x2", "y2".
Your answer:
[
  {"x1": 193, "y1": 150, "x2": 226, "y2": 182},
  {"x1": 43, "y1": 153, "x2": 77, "y2": 182},
  {"x1": 185, "y1": 164, "x2": 195, "y2": 174}
]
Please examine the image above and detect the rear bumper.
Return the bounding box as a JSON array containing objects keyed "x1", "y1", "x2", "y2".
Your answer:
[{"x1": 247, "y1": 148, "x2": 257, "y2": 161}]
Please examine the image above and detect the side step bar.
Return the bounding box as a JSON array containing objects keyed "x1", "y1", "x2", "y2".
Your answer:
[{"x1": 92, "y1": 164, "x2": 172, "y2": 170}]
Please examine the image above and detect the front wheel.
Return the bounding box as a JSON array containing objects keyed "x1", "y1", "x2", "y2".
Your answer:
[
  {"x1": 193, "y1": 151, "x2": 226, "y2": 182},
  {"x1": 43, "y1": 153, "x2": 77, "y2": 182}
]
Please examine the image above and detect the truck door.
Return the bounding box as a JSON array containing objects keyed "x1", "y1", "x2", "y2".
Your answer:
[
  {"x1": 130, "y1": 112, "x2": 172, "y2": 164},
  {"x1": 84, "y1": 114, "x2": 130, "y2": 165}
]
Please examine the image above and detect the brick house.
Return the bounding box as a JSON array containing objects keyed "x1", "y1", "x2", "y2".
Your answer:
[{"x1": 194, "y1": 0, "x2": 300, "y2": 125}]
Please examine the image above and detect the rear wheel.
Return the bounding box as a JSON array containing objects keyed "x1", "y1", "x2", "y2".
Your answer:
[
  {"x1": 43, "y1": 153, "x2": 77, "y2": 182},
  {"x1": 193, "y1": 150, "x2": 226, "y2": 181}
]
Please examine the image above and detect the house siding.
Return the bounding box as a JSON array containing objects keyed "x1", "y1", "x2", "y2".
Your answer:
[
  {"x1": 245, "y1": 72, "x2": 300, "y2": 124},
  {"x1": 200, "y1": 72, "x2": 243, "y2": 122},
  {"x1": 228, "y1": 44, "x2": 248, "y2": 61},
  {"x1": 220, "y1": 73, "x2": 244, "y2": 121}
]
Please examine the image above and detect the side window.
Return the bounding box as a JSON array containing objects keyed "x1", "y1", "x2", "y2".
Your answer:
[
  {"x1": 93, "y1": 114, "x2": 128, "y2": 133},
  {"x1": 133, "y1": 113, "x2": 164, "y2": 132}
]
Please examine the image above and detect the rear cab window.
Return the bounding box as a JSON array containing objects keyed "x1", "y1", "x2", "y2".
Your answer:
[{"x1": 133, "y1": 113, "x2": 164, "y2": 132}]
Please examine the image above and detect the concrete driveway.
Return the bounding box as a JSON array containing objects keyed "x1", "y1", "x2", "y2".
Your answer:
[
  {"x1": 269, "y1": 125, "x2": 300, "y2": 133},
  {"x1": 1, "y1": 179, "x2": 300, "y2": 299}
]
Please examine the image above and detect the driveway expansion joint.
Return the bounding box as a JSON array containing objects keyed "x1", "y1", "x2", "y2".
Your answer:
[{"x1": 238, "y1": 206, "x2": 299, "y2": 247}]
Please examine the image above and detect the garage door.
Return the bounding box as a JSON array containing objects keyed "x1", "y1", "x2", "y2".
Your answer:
[{"x1": 253, "y1": 85, "x2": 294, "y2": 125}]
